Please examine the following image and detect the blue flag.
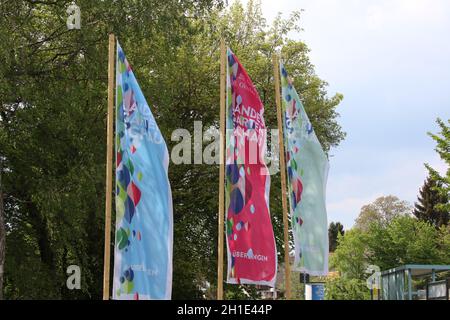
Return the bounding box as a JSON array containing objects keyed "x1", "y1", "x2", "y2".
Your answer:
[{"x1": 113, "y1": 42, "x2": 173, "y2": 300}]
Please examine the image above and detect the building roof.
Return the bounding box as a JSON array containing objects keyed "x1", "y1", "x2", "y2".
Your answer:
[{"x1": 381, "y1": 264, "x2": 450, "y2": 277}]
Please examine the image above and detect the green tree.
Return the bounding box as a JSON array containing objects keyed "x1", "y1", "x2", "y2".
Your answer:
[
  {"x1": 0, "y1": 158, "x2": 4, "y2": 300},
  {"x1": 438, "y1": 225, "x2": 450, "y2": 264},
  {"x1": 414, "y1": 176, "x2": 449, "y2": 228},
  {"x1": 426, "y1": 118, "x2": 450, "y2": 213},
  {"x1": 366, "y1": 216, "x2": 444, "y2": 270},
  {"x1": 355, "y1": 195, "x2": 411, "y2": 231},
  {"x1": 326, "y1": 229, "x2": 370, "y2": 300},
  {"x1": 325, "y1": 278, "x2": 370, "y2": 300},
  {"x1": 0, "y1": 0, "x2": 224, "y2": 300},
  {"x1": 331, "y1": 229, "x2": 367, "y2": 280},
  {"x1": 0, "y1": 0, "x2": 345, "y2": 299},
  {"x1": 328, "y1": 222, "x2": 344, "y2": 252}
]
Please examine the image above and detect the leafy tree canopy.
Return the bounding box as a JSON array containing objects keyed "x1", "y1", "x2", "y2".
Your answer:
[
  {"x1": 355, "y1": 195, "x2": 412, "y2": 231},
  {"x1": 0, "y1": 0, "x2": 345, "y2": 299},
  {"x1": 426, "y1": 118, "x2": 450, "y2": 213}
]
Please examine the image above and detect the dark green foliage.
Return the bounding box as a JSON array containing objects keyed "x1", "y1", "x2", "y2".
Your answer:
[
  {"x1": 414, "y1": 176, "x2": 449, "y2": 228},
  {"x1": 328, "y1": 222, "x2": 344, "y2": 252},
  {"x1": 325, "y1": 278, "x2": 370, "y2": 300},
  {"x1": 0, "y1": 0, "x2": 344, "y2": 299},
  {"x1": 426, "y1": 119, "x2": 450, "y2": 213}
]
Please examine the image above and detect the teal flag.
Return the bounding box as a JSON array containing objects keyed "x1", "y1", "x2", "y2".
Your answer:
[{"x1": 280, "y1": 61, "x2": 329, "y2": 276}]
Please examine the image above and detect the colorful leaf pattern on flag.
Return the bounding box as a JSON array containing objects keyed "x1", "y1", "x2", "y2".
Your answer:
[
  {"x1": 113, "y1": 42, "x2": 173, "y2": 300},
  {"x1": 225, "y1": 48, "x2": 277, "y2": 287}
]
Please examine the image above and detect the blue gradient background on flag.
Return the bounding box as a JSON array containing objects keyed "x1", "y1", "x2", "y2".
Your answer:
[{"x1": 113, "y1": 42, "x2": 173, "y2": 300}]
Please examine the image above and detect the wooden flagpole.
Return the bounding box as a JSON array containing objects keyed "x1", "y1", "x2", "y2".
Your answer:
[
  {"x1": 103, "y1": 33, "x2": 115, "y2": 300},
  {"x1": 273, "y1": 54, "x2": 292, "y2": 300},
  {"x1": 217, "y1": 38, "x2": 226, "y2": 300}
]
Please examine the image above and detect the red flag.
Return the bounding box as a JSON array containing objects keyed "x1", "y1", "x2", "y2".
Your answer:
[{"x1": 225, "y1": 49, "x2": 277, "y2": 287}]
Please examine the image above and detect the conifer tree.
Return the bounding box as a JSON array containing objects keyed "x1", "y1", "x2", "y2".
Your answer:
[
  {"x1": 414, "y1": 176, "x2": 449, "y2": 228},
  {"x1": 328, "y1": 222, "x2": 345, "y2": 252}
]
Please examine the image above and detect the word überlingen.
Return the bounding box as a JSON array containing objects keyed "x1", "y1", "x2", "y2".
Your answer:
[{"x1": 232, "y1": 251, "x2": 268, "y2": 261}]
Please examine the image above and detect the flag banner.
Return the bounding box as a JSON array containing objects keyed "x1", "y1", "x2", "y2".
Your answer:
[
  {"x1": 225, "y1": 48, "x2": 277, "y2": 287},
  {"x1": 113, "y1": 42, "x2": 173, "y2": 300},
  {"x1": 279, "y1": 61, "x2": 329, "y2": 276}
]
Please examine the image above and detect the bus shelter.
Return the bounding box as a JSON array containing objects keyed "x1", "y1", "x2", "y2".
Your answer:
[{"x1": 380, "y1": 264, "x2": 450, "y2": 300}]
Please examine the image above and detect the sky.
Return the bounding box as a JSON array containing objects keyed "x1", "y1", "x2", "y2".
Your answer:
[{"x1": 232, "y1": 0, "x2": 450, "y2": 229}]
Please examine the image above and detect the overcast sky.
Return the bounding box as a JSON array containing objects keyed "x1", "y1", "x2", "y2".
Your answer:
[{"x1": 232, "y1": 0, "x2": 450, "y2": 229}]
